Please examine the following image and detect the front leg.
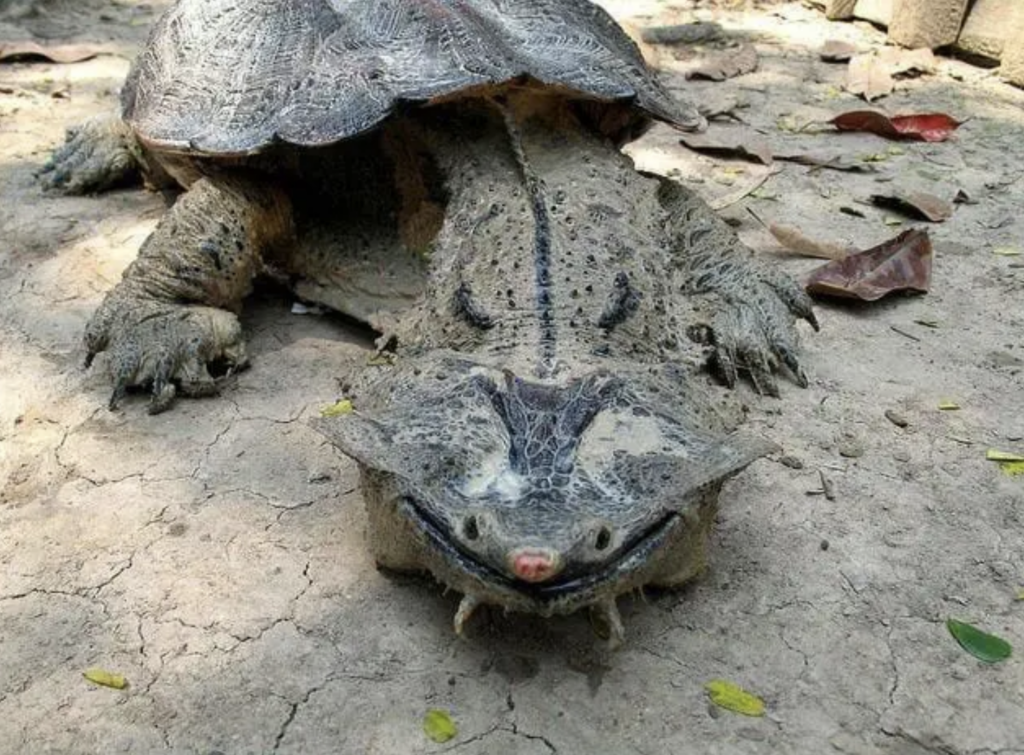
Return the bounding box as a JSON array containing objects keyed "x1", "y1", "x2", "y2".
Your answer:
[
  {"x1": 87, "y1": 175, "x2": 294, "y2": 413},
  {"x1": 658, "y1": 180, "x2": 819, "y2": 395},
  {"x1": 39, "y1": 114, "x2": 145, "y2": 194}
]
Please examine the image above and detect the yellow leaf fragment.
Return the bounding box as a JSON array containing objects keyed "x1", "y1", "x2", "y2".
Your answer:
[
  {"x1": 883, "y1": 216, "x2": 903, "y2": 226},
  {"x1": 320, "y1": 399, "x2": 354, "y2": 418},
  {"x1": 993, "y1": 247, "x2": 1021, "y2": 257},
  {"x1": 83, "y1": 668, "x2": 127, "y2": 690},
  {"x1": 937, "y1": 400, "x2": 960, "y2": 411},
  {"x1": 986, "y1": 450, "x2": 1024, "y2": 462},
  {"x1": 998, "y1": 461, "x2": 1024, "y2": 477},
  {"x1": 705, "y1": 679, "x2": 765, "y2": 717},
  {"x1": 423, "y1": 709, "x2": 458, "y2": 743},
  {"x1": 1016, "y1": 588, "x2": 1024, "y2": 602},
  {"x1": 986, "y1": 449, "x2": 1024, "y2": 477}
]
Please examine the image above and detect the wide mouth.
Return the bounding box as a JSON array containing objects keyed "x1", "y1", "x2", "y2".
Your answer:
[{"x1": 399, "y1": 497, "x2": 681, "y2": 608}]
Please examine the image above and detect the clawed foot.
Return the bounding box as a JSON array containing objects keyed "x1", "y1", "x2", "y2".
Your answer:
[
  {"x1": 39, "y1": 115, "x2": 141, "y2": 194},
  {"x1": 688, "y1": 265, "x2": 819, "y2": 396},
  {"x1": 85, "y1": 297, "x2": 248, "y2": 414}
]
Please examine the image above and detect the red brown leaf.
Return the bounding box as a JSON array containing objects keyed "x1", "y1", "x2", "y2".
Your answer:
[
  {"x1": 888, "y1": 114, "x2": 962, "y2": 142},
  {"x1": 804, "y1": 229, "x2": 932, "y2": 301},
  {"x1": 830, "y1": 110, "x2": 961, "y2": 142}
]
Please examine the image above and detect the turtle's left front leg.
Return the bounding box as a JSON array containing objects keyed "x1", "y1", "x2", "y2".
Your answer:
[{"x1": 658, "y1": 179, "x2": 819, "y2": 395}]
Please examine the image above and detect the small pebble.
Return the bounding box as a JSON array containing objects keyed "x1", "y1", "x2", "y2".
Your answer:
[
  {"x1": 779, "y1": 455, "x2": 804, "y2": 469},
  {"x1": 893, "y1": 449, "x2": 911, "y2": 462},
  {"x1": 884, "y1": 409, "x2": 909, "y2": 428},
  {"x1": 838, "y1": 442, "x2": 864, "y2": 459},
  {"x1": 820, "y1": 539, "x2": 830, "y2": 551}
]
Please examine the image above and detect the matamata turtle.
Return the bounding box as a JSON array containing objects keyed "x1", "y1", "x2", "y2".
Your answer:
[{"x1": 43, "y1": 0, "x2": 817, "y2": 645}]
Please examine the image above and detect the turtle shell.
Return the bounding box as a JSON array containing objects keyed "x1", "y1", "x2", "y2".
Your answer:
[{"x1": 122, "y1": 0, "x2": 704, "y2": 155}]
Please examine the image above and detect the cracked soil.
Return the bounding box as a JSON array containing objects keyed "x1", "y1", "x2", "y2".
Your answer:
[{"x1": 1, "y1": 1, "x2": 1023, "y2": 753}]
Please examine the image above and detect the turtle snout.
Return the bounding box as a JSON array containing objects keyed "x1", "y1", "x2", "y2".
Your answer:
[{"x1": 507, "y1": 547, "x2": 562, "y2": 583}]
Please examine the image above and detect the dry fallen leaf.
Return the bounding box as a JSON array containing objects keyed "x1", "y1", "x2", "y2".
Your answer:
[
  {"x1": 846, "y1": 53, "x2": 895, "y2": 100},
  {"x1": 774, "y1": 151, "x2": 878, "y2": 173},
  {"x1": 83, "y1": 668, "x2": 128, "y2": 690},
  {"x1": 687, "y1": 43, "x2": 758, "y2": 81},
  {"x1": 986, "y1": 449, "x2": 1024, "y2": 477},
  {"x1": 767, "y1": 225, "x2": 850, "y2": 260},
  {"x1": 830, "y1": 111, "x2": 962, "y2": 142},
  {"x1": 805, "y1": 228, "x2": 932, "y2": 301},
  {"x1": 870, "y1": 191, "x2": 953, "y2": 222},
  {"x1": 679, "y1": 132, "x2": 773, "y2": 165},
  {"x1": 843, "y1": 48, "x2": 935, "y2": 102},
  {"x1": 820, "y1": 40, "x2": 858, "y2": 62},
  {"x1": 641, "y1": 22, "x2": 724, "y2": 45},
  {"x1": 320, "y1": 399, "x2": 354, "y2": 417},
  {"x1": 0, "y1": 41, "x2": 109, "y2": 63},
  {"x1": 877, "y1": 47, "x2": 935, "y2": 77},
  {"x1": 705, "y1": 680, "x2": 766, "y2": 717},
  {"x1": 748, "y1": 210, "x2": 850, "y2": 260}
]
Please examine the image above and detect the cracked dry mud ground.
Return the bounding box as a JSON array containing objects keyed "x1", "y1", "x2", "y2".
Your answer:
[{"x1": 1, "y1": 1, "x2": 1023, "y2": 753}]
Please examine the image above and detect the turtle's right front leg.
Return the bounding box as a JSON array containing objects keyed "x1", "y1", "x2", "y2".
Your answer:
[{"x1": 87, "y1": 176, "x2": 294, "y2": 413}]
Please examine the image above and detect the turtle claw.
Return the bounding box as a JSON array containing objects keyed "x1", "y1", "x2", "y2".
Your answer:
[
  {"x1": 454, "y1": 594, "x2": 483, "y2": 636},
  {"x1": 589, "y1": 599, "x2": 625, "y2": 650},
  {"x1": 87, "y1": 298, "x2": 248, "y2": 414}
]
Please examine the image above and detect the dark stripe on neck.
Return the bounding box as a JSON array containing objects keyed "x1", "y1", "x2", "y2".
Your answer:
[{"x1": 499, "y1": 105, "x2": 557, "y2": 377}]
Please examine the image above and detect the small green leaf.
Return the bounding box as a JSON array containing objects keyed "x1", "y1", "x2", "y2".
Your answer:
[
  {"x1": 320, "y1": 399, "x2": 353, "y2": 417},
  {"x1": 947, "y1": 619, "x2": 1012, "y2": 663},
  {"x1": 423, "y1": 709, "x2": 458, "y2": 743},
  {"x1": 704, "y1": 679, "x2": 765, "y2": 717},
  {"x1": 83, "y1": 668, "x2": 128, "y2": 689},
  {"x1": 937, "y1": 400, "x2": 960, "y2": 411}
]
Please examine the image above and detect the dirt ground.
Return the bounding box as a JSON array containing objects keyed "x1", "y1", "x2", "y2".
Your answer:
[{"x1": 1, "y1": 1, "x2": 1022, "y2": 753}]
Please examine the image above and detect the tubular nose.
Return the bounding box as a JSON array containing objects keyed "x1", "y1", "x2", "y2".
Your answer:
[{"x1": 508, "y1": 548, "x2": 562, "y2": 583}]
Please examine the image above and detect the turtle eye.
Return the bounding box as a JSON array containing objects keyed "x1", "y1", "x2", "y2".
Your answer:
[
  {"x1": 463, "y1": 515, "x2": 480, "y2": 541},
  {"x1": 594, "y1": 525, "x2": 613, "y2": 552}
]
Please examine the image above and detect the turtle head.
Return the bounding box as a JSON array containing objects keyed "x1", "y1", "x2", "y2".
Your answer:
[{"x1": 313, "y1": 363, "x2": 774, "y2": 610}]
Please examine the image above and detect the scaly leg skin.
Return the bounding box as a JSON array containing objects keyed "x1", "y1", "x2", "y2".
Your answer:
[
  {"x1": 39, "y1": 114, "x2": 145, "y2": 194},
  {"x1": 658, "y1": 180, "x2": 819, "y2": 395},
  {"x1": 86, "y1": 175, "x2": 294, "y2": 413}
]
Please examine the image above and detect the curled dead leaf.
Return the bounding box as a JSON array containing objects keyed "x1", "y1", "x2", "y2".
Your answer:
[
  {"x1": 804, "y1": 229, "x2": 932, "y2": 301},
  {"x1": 679, "y1": 132, "x2": 773, "y2": 165},
  {"x1": 687, "y1": 43, "x2": 758, "y2": 81},
  {"x1": 845, "y1": 53, "x2": 894, "y2": 100},
  {"x1": 820, "y1": 40, "x2": 858, "y2": 62},
  {"x1": 0, "y1": 41, "x2": 109, "y2": 63},
  {"x1": 748, "y1": 210, "x2": 849, "y2": 259},
  {"x1": 830, "y1": 111, "x2": 962, "y2": 142},
  {"x1": 843, "y1": 48, "x2": 935, "y2": 102},
  {"x1": 870, "y1": 191, "x2": 953, "y2": 222},
  {"x1": 641, "y1": 22, "x2": 723, "y2": 45}
]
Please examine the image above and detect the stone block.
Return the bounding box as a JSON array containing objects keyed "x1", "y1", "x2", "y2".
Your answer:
[{"x1": 888, "y1": 0, "x2": 969, "y2": 49}]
